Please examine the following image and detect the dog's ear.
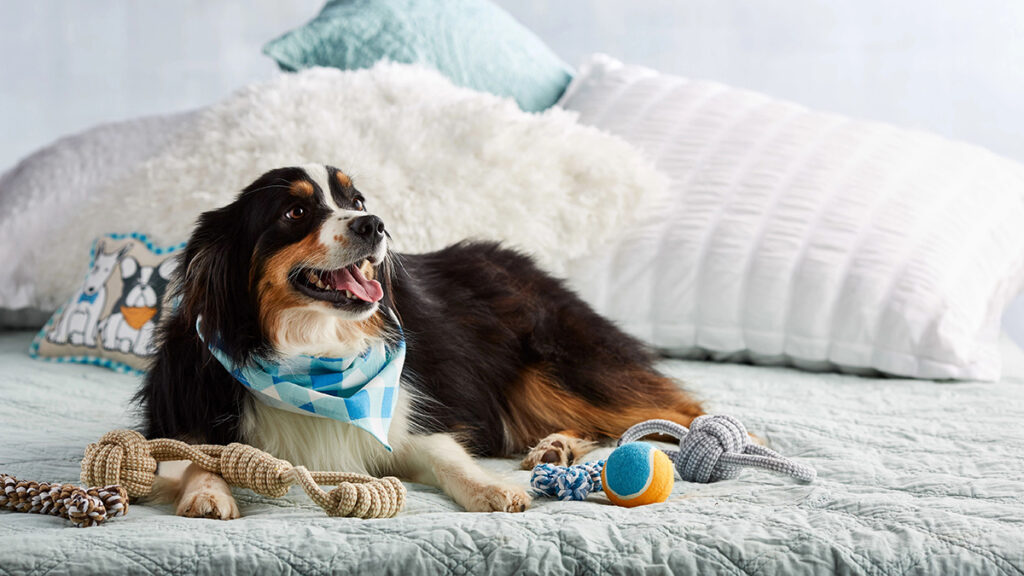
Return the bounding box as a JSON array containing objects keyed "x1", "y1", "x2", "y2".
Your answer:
[
  {"x1": 177, "y1": 201, "x2": 264, "y2": 365},
  {"x1": 157, "y1": 256, "x2": 178, "y2": 281},
  {"x1": 117, "y1": 244, "x2": 132, "y2": 261},
  {"x1": 378, "y1": 251, "x2": 401, "y2": 328},
  {"x1": 95, "y1": 239, "x2": 106, "y2": 257},
  {"x1": 119, "y1": 256, "x2": 138, "y2": 279}
]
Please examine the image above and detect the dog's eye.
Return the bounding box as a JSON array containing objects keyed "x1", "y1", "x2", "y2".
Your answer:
[
  {"x1": 284, "y1": 206, "x2": 306, "y2": 220},
  {"x1": 353, "y1": 198, "x2": 365, "y2": 211}
]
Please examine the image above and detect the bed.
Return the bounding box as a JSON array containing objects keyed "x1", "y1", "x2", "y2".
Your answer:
[{"x1": 2, "y1": 328, "x2": 1022, "y2": 575}]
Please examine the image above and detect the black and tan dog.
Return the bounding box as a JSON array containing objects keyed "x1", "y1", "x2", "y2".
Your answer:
[{"x1": 138, "y1": 164, "x2": 704, "y2": 518}]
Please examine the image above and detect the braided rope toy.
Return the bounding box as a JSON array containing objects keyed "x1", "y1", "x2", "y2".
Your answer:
[
  {"x1": 531, "y1": 460, "x2": 605, "y2": 501},
  {"x1": 79, "y1": 429, "x2": 406, "y2": 520},
  {"x1": 1, "y1": 473, "x2": 127, "y2": 527},
  {"x1": 531, "y1": 415, "x2": 816, "y2": 502},
  {"x1": 620, "y1": 415, "x2": 816, "y2": 483}
]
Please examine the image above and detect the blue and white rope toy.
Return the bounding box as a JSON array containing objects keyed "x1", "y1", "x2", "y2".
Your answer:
[
  {"x1": 530, "y1": 415, "x2": 816, "y2": 502},
  {"x1": 531, "y1": 460, "x2": 605, "y2": 501}
]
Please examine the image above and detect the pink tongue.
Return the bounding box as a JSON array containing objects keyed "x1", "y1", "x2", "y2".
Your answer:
[{"x1": 328, "y1": 265, "x2": 384, "y2": 303}]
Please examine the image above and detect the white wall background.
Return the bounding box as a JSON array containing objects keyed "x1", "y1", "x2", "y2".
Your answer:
[
  {"x1": 0, "y1": 0, "x2": 322, "y2": 170},
  {"x1": 2, "y1": 0, "x2": 1024, "y2": 342},
  {"x1": 5, "y1": 1, "x2": 1024, "y2": 172},
  {"x1": 499, "y1": 0, "x2": 1024, "y2": 165}
]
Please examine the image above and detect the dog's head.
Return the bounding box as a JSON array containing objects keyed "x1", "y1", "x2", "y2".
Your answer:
[{"x1": 178, "y1": 165, "x2": 394, "y2": 363}]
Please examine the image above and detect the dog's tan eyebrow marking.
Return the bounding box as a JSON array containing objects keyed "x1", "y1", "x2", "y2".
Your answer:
[
  {"x1": 290, "y1": 180, "x2": 315, "y2": 198},
  {"x1": 335, "y1": 171, "x2": 352, "y2": 188}
]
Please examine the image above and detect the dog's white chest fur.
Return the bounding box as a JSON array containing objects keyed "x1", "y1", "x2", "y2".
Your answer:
[{"x1": 239, "y1": 393, "x2": 411, "y2": 476}]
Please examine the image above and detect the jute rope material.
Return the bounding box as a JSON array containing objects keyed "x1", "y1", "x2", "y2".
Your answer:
[{"x1": 81, "y1": 429, "x2": 406, "y2": 520}]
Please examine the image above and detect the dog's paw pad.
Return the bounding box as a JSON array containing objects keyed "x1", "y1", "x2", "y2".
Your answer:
[
  {"x1": 521, "y1": 433, "x2": 593, "y2": 469},
  {"x1": 177, "y1": 488, "x2": 240, "y2": 520},
  {"x1": 467, "y1": 484, "x2": 531, "y2": 513}
]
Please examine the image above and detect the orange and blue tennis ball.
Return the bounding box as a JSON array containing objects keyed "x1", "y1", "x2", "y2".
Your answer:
[{"x1": 601, "y1": 442, "x2": 674, "y2": 507}]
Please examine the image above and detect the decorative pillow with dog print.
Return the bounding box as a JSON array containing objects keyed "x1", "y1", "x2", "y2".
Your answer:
[{"x1": 31, "y1": 233, "x2": 184, "y2": 374}]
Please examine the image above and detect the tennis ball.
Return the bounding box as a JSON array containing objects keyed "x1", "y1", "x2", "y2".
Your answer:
[{"x1": 601, "y1": 442, "x2": 674, "y2": 507}]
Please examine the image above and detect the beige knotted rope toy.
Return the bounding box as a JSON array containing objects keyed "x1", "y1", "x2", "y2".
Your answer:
[{"x1": 78, "y1": 429, "x2": 406, "y2": 521}]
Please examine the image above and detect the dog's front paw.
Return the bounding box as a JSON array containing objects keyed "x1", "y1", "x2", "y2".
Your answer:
[
  {"x1": 463, "y1": 483, "x2": 531, "y2": 513},
  {"x1": 176, "y1": 487, "x2": 240, "y2": 520}
]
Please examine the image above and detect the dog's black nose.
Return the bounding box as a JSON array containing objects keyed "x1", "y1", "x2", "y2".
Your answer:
[{"x1": 349, "y1": 215, "x2": 385, "y2": 240}]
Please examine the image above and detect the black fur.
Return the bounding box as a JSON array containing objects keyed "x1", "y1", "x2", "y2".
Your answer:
[
  {"x1": 389, "y1": 243, "x2": 668, "y2": 455},
  {"x1": 137, "y1": 167, "x2": 698, "y2": 452}
]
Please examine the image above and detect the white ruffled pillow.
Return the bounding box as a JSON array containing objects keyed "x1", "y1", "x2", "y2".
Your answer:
[
  {"x1": 561, "y1": 54, "x2": 1024, "y2": 381},
  {"x1": 0, "y1": 63, "x2": 666, "y2": 323}
]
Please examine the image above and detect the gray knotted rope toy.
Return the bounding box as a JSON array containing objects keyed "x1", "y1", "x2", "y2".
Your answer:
[{"x1": 619, "y1": 415, "x2": 816, "y2": 483}]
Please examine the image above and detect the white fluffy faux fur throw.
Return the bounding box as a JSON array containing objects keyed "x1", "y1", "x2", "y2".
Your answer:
[{"x1": 2, "y1": 63, "x2": 666, "y2": 312}]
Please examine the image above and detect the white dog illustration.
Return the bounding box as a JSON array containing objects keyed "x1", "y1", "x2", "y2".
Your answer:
[
  {"x1": 48, "y1": 241, "x2": 129, "y2": 347},
  {"x1": 99, "y1": 256, "x2": 177, "y2": 356}
]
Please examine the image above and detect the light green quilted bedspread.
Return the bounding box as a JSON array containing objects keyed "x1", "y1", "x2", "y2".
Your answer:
[{"x1": 1, "y1": 330, "x2": 1022, "y2": 575}]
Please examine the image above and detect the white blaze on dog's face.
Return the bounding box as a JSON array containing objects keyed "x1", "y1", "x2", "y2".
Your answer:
[{"x1": 253, "y1": 164, "x2": 390, "y2": 358}]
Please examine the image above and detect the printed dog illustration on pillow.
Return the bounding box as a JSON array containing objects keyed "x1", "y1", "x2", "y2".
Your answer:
[
  {"x1": 47, "y1": 241, "x2": 129, "y2": 347},
  {"x1": 100, "y1": 256, "x2": 177, "y2": 356}
]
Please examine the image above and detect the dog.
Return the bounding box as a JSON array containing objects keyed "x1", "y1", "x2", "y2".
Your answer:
[
  {"x1": 100, "y1": 256, "x2": 177, "y2": 356},
  {"x1": 48, "y1": 241, "x2": 129, "y2": 347},
  {"x1": 137, "y1": 164, "x2": 704, "y2": 518}
]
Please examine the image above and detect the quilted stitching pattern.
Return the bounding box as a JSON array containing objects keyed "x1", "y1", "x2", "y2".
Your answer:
[{"x1": 2, "y1": 330, "x2": 1024, "y2": 574}]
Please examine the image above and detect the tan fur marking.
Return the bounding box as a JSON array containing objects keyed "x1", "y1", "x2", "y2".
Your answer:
[
  {"x1": 290, "y1": 180, "x2": 314, "y2": 198},
  {"x1": 503, "y1": 365, "x2": 703, "y2": 454},
  {"x1": 256, "y1": 233, "x2": 328, "y2": 320},
  {"x1": 335, "y1": 171, "x2": 352, "y2": 187},
  {"x1": 256, "y1": 232, "x2": 326, "y2": 340},
  {"x1": 255, "y1": 230, "x2": 387, "y2": 354},
  {"x1": 264, "y1": 230, "x2": 329, "y2": 278}
]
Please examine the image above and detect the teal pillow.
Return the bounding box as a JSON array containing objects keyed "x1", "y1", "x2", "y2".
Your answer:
[{"x1": 262, "y1": 0, "x2": 572, "y2": 112}]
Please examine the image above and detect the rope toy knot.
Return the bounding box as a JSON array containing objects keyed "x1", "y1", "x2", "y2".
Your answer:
[
  {"x1": 8, "y1": 431, "x2": 408, "y2": 526},
  {"x1": 81, "y1": 429, "x2": 157, "y2": 498},
  {"x1": 219, "y1": 443, "x2": 291, "y2": 498},
  {"x1": 620, "y1": 415, "x2": 816, "y2": 484},
  {"x1": 677, "y1": 415, "x2": 748, "y2": 482},
  {"x1": 326, "y1": 476, "x2": 405, "y2": 519},
  {"x1": 530, "y1": 461, "x2": 605, "y2": 501},
  {"x1": 65, "y1": 489, "x2": 103, "y2": 528}
]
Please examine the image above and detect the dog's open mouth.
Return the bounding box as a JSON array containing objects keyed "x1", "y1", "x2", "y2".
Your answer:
[{"x1": 292, "y1": 260, "x2": 383, "y2": 309}]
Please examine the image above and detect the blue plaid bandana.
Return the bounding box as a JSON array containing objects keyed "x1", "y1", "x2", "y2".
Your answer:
[{"x1": 198, "y1": 314, "x2": 405, "y2": 451}]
